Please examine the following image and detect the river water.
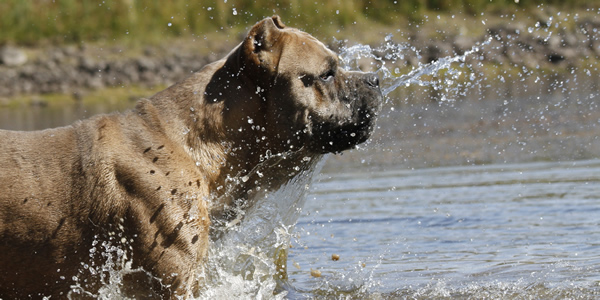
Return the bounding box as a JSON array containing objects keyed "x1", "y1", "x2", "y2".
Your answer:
[{"x1": 288, "y1": 159, "x2": 600, "y2": 299}]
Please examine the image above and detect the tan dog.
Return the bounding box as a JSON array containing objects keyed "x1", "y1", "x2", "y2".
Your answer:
[{"x1": 0, "y1": 16, "x2": 382, "y2": 298}]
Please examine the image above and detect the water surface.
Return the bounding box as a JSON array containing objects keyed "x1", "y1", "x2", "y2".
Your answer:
[{"x1": 289, "y1": 159, "x2": 600, "y2": 298}]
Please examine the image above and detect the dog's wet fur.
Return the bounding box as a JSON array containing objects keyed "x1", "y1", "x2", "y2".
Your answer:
[{"x1": 0, "y1": 16, "x2": 382, "y2": 298}]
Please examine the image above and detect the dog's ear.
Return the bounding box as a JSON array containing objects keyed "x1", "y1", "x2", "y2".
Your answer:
[{"x1": 242, "y1": 16, "x2": 286, "y2": 72}]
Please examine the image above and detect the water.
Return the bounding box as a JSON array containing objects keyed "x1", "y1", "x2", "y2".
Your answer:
[
  {"x1": 337, "y1": 35, "x2": 492, "y2": 99},
  {"x1": 1, "y1": 8, "x2": 600, "y2": 299},
  {"x1": 288, "y1": 159, "x2": 600, "y2": 298},
  {"x1": 201, "y1": 156, "x2": 325, "y2": 299}
]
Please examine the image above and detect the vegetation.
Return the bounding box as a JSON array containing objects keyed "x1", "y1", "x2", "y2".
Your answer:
[{"x1": 0, "y1": 0, "x2": 595, "y2": 45}]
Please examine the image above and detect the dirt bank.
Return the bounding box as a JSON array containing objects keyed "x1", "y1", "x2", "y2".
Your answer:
[{"x1": 0, "y1": 14, "x2": 598, "y2": 100}]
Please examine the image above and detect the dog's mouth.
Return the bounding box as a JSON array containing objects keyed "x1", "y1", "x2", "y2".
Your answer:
[
  {"x1": 308, "y1": 103, "x2": 379, "y2": 154},
  {"x1": 307, "y1": 73, "x2": 383, "y2": 154}
]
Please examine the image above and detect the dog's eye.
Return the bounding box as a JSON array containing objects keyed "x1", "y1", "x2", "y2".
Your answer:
[{"x1": 319, "y1": 70, "x2": 335, "y2": 82}]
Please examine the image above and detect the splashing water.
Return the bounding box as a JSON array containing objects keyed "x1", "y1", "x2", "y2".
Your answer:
[
  {"x1": 337, "y1": 35, "x2": 491, "y2": 100},
  {"x1": 198, "y1": 155, "x2": 326, "y2": 299},
  {"x1": 69, "y1": 155, "x2": 326, "y2": 299},
  {"x1": 68, "y1": 236, "x2": 156, "y2": 299}
]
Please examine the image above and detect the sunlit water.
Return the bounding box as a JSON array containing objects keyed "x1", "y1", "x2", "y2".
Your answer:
[
  {"x1": 288, "y1": 159, "x2": 600, "y2": 299},
  {"x1": 1, "y1": 8, "x2": 599, "y2": 299}
]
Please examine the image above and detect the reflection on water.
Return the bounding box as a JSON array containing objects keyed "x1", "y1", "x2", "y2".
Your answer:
[{"x1": 290, "y1": 159, "x2": 600, "y2": 298}]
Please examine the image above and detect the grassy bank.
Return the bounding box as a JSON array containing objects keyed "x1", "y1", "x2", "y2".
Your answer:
[{"x1": 0, "y1": 0, "x2": 596, "y2": 46}]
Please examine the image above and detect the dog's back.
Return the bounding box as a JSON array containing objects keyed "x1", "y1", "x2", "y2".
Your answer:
[{"x1": 0, "y1": 126, "x2": 93, "y2": 297}]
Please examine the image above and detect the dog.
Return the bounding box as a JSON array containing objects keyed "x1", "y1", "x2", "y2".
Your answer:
[{"x1": 0, "y1": 16, "x2": 382, "y2": 298}]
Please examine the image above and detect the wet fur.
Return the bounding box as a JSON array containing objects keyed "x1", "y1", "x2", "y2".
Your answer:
[{"x1": 0, "y1": 16, "x2": 382, "y2": 298}]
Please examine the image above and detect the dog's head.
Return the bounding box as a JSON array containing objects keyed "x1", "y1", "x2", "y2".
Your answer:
[{"x1": 226, "y1": 16, "x2": 382, "y2": 155}]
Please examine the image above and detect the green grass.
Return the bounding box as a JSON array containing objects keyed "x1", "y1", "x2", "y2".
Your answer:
[{"x1": 0, "y1": 0, "x2": 595, "y2": 46}]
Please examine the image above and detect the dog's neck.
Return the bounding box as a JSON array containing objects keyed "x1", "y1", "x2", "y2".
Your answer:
[
  {"x1": 143, "y1": 57, "x2": 321, "y2": 222},
  {"x1": 209, "y1": 148, "x2": 323, "y2": 229}
]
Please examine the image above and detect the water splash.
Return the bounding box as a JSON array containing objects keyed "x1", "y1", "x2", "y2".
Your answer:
[
  {"x1": 337, "y1": 35, "x2": 491, "y2": 100},
  {"x1": 68, "y1": 236, "x2": 152, "y2": 299},
  {"x1": 198, "y1": 155, "x2": 326, "y2": 299}
]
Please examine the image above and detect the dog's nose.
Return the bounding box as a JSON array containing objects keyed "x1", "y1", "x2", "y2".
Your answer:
[{"x1": 366, "y1": 74, "x2": 380, "y2": 88}]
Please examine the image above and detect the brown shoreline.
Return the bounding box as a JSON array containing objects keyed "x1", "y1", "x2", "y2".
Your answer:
[{"x1": 0, "y1": 14, "x2": 598, "y2": 100}]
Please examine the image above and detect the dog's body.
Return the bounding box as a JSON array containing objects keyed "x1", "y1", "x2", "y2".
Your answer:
[{"x1": 0, "y1": 16, "x2": 382, "y2": 298}]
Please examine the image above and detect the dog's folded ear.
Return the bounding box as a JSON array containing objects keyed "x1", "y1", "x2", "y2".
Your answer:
[
  {"x1": 242, "y1": 15, "x2": 286, "y2": 73},
  {"x1": 271, "y1": 15, "x2": 286, "y2": 30}
]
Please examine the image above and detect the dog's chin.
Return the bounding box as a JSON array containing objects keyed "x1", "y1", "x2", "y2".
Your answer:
[{"x1": 308, "y1": 121, "x2": 374, "y2": 154}]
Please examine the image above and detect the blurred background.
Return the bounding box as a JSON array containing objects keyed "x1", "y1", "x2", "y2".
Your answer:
[{"x1": 0, "y1": 0, "x2": 596, "y2": 45}]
